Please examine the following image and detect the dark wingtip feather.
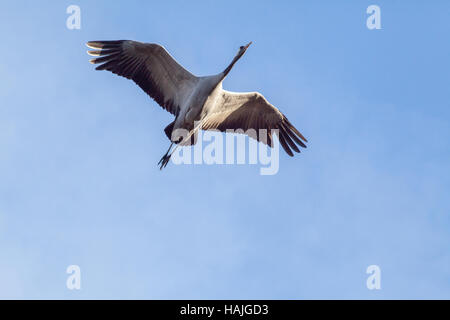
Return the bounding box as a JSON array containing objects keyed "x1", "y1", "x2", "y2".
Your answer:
[
  {"x1": 86, "y1": 40, "x2": 124, "y2": 50},
  {"x1": 284, "y1": 116, "x2": 308, "y2": 143},
  {"x1": 281, "y1": 123, "x2": 307, "y2": 149},
  {"x1": 279, "y1": 126, "x2": 300, "y2": 153},
  {"x1": 277, "y1": 131, "x2": 294, "y2": 157},
  {"x1": 89, "y1": 52, "x2": 121, "y2": 65},
  {"x1": 86, "y1": 41, "x2": 102, "y2": 49},
  {"x1": 87, "y1": 49, "x2": 118, "y2": 57},
  {"x1": 87, "y1": 50, "x2": 101, "y2": 56}
]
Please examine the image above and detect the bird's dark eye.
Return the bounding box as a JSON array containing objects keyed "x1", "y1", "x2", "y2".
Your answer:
[{"x1": 240, "y1": 46, "x2": 244, "y2": 50}]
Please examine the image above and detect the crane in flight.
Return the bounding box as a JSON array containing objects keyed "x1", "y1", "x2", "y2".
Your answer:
[{"x1": 86, "y1": 40, "x2": 307, "y2": 169}]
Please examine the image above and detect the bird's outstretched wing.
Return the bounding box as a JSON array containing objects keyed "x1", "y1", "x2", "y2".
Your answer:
[
  {"x1": 202, "y1": 91, "x2": 307, "y2": 156},
  {"x1": 87, "y1": 40, "x2": 199, "y2": 116}
]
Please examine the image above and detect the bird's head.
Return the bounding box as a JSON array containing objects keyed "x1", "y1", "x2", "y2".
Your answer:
[
  {"x1": 222, "y1": 42, "x2": 253, "y2": 77},
  {"x1": 238, "y1": 42, "x2": 252, "y2": 57}
]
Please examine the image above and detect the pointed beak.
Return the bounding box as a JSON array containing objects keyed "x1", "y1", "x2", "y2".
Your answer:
[{"x1": 244, "y1": 41, "x2": 252, "y2": 49}]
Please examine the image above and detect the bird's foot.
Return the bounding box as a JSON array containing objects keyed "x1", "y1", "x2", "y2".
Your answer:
[
  {"x1": 158, "y1": 143, "x2": 173, "y2": 170},
  {"x1": 158, "y1": 153, "x2": 172, "y2": 170}
]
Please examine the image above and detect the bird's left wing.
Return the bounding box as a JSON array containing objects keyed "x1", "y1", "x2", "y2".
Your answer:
[
  {"x1": 202, "y1": 90, "x2": 307, "y2": 156},
  {"x1": 87, "y1": 40, "x2": 199, "y2": 116}
]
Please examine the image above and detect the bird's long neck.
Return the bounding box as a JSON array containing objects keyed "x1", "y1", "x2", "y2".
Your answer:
[{"x1": 221, "y1": 53, "x2": 242, "y2": 80}]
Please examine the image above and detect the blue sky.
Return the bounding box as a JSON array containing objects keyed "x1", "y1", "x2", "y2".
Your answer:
[{"x1": 0, "y1": 0, "x2": 449, "y2": 299}]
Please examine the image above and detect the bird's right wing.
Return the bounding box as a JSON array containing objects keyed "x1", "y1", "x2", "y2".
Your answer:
[
  {"x1": 202, "y1": 90, "x2": 307, "y2": 156},
  {"x1": 87, "y1": 40, "x2": 199, "y2": 116}
]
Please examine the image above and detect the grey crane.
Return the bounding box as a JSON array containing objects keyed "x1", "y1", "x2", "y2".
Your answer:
[{"x1": 86, "y1": 40, "x2": 307, "y2": 169}]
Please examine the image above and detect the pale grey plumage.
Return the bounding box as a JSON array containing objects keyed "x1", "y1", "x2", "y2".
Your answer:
[{"x1": 86, "y1": 40, "x2": 307, "y2": 169}]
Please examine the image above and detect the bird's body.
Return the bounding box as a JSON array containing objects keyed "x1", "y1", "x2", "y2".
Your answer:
[
  {"x1": 174, "y1": 74, "x2": 223, "y2": 133},
  {"x1": 86, "y1": 40, "x2": 307, "y2": 168}
]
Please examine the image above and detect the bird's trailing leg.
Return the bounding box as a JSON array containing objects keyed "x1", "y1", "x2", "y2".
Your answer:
[
  {"x1": 158, "y1": 143, "x2": 173, "y2": 170},
  {"x1": 160, "y1": 121, "x2": 203, "y2": 171},
  {"x1": 158, "y1": 121, "x2": 203, "y2": 171}
]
